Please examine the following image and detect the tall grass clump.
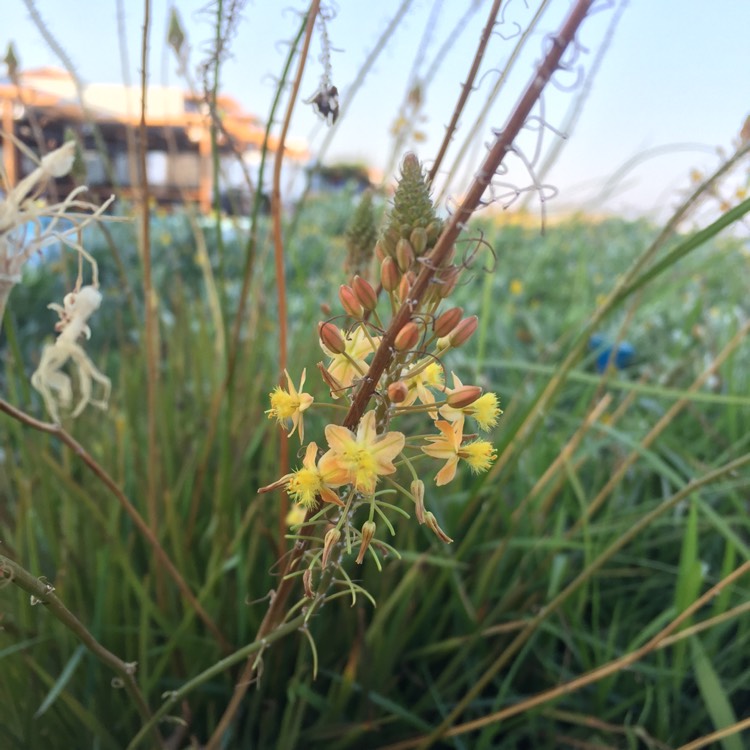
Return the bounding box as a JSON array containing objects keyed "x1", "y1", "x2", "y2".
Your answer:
[{"x1": 3, "y1": 1, "x2": 750, "y2": 749}]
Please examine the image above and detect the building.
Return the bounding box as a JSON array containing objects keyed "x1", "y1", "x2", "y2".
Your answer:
[{"x1": 0, "y1": 67, "x2": 309, "y2": 212}]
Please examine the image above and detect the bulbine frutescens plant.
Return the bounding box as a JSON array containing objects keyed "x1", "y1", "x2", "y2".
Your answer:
[
  {"x1": 0, "y1": 139, "x2": 113, "y2": 422},
  {"x1": 263, "y1": 154, "x2": 501, "y2": 579}
]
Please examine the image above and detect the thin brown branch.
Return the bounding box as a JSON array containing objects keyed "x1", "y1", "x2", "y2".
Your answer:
[
  {"x1": 427, "y1": 0, "x2": 503, "y2": 185},
  {"x1": 0, "y1": 553, "x2": 164, "y2": 748},
  {"x1": 0, "y1": 398, "x2": 231, "y2": 651}
]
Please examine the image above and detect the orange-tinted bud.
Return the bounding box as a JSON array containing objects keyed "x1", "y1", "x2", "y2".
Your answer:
[
  {"x1": 396, "y1": 238, "x2": 415, "y2": 271},
  {"x1": 410, "y1": 226, "x2": 428, "y2": 255},
  {"x1": 437, "y1": 265, "x2": 460, "y2": 298},
  {"x1": 411, "y1": 479, "x2": 425, "y2": 524},
  {"x1": 387, "y1": 381, "x2": 409, "y2": 403},
  {"x1": 339, "y1": 285, "x2": 363, "y2": 317},
  {"x1": 447, "y1": 385, "x2": 483, "y2": 409},
  {"x1": 356, "y1": 520, "x2": 377, "y2": 564},
  {"x1": 425, "y1": 512, "x2": 453, "y2": 544},
  {"x1": 394, "y1": 321, "x2": 420, "y2": 351},
  {"x1": 375, "y1": 241, "x2": 386, "y2": 262},
  {"x1": 352, "y1": 275, "x2": 378, "y2": 311},
  {"x1": 319, "y1": 322, "x2": 346, "y2": 354},
  {"x1": 398, "y1": 271, "x2": 415, "y2": 303},
  {"x1": 320, "y1": 302, "x2": 332, "y2": 315},
  {"x1": 433, "y1": 306, "x2": 463, "y2": 338},
  {"x1": 381, "y1": 256, "x2": 400, "y2": 292},
  {"x1": 449, "y1": 315, "x2": 478, "y2": 347},
  {"x1": 322, "y1": 527, "x2": 341, "y2": 568}
]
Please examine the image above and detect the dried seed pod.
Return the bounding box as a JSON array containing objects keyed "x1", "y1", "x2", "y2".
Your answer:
[
  {"x1": 356, "y1": 521, "x2": 377, "y2": 564},
  {"x1": 425, "y1": 512, "x2": 453, "y2": 544},
  {"x1": 322, "y1": 527, "x2": 342, "y2": 568}
]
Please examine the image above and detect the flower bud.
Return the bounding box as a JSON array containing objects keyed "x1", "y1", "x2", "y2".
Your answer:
[
  {"x1": 449, "y1": 316, "x2": 478, "y2": 348},
  {"x1": 319, "y1": 322, "x2": 346, "y2": 354},
  {"x1": 382, "y1": 227, "x2": 400, "y2": 256},
  {"x1": 426, "y1": 220, "x2": 442, "y2": 243},
  {"x1": 398, "y1": 271, "x2": 415, "y2": 303},
  {"x1": 374, "y1": 241, "x2": 386, "y2": 262},
  {"x1": 433, "y1": 306, "x2": 463, "y2": 338},
  {"x1": 394, "y1": 321, "x2": 420, "y2": 351},
  {"x1": 339, "y1": 285, "x2": 363, "y2": 318},
  {"x1": 356, "y1": 520, "x2": 377, "y2": 564},
  {"x1": 320, "y1": 302, "x2": 332, "y2": 315},
  {"x1": 387, "y1": 381, "x2": 409, "y2": 403},
  {"x1": 446, "y1": 385, "x2": 483, "y2": 409},
  {"x1": 411, "y1": 479, "x2": 426, "y2": 524},
  {"x1": 381, "y1": 256, "x2": 400, "y2": 292},
  {"x1": 352, "y1": 275, "x2": 378, "y2": 311},
  {"x1": 396, "y1": 238, "x2": 415, "y2": 272},
  {"x1": 322, "y1": 527, "x2": 341, "y2": 568},
  {"x1": 425, "y1": 512, "x2": 453, "y2": 544},
  {"x1": 410, "y1": 227, "x2": 428, "y2": 255}
]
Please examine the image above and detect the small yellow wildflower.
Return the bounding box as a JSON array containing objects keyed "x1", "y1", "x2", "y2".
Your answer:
[
  {"x1": 324, "y1": 411, "x2": 405, "y2": 494},
  {"x1": 509, "y1": 279, "x2": 523, "y2": 296},
  {"x1": 400, "y1": 360, "x2": 444, "y2": 416},
  {"x1": 285, "y1": 504, "x2": 307, "y2": 527},
  {"x1": 439, "y1": 374, "x2": 501, "y2": 431},
  {"x1": 321, "y1": 326, "x2": 380, "y2": 398},
  {"x1": 422, "y1": 420, "x2": 497, "y2": 486},
  {"x1": 258, "y1": 442, "x2": 348, "y2": 508},
  {"x1": 266, "y1": 369, "x2": 314, "y2": 443}
]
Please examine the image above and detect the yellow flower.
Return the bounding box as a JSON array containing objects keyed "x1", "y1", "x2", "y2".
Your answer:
[
  {"x1": 285, "y1": 504, "x2": 307, "y2": 527},
  {"x1": 439, "y1": 374, "x2": 502, "y2": 431},
  {"x1": 266, "y1": 369, "x2": 314, "y2": 443},
  {"x1": 510, "y1": 279, "x2": 523, "y2": 296},
  {"x1": 258, "y1": 442, "x2": 348, "y2": 509},
  {"x1": 422, "y1": 420, "x2": 497, "y2": 486},
  {"x1": 324, "y1": 411, "x2": 405, "y2": 495},
  {"x1": 400, "y1": 360, "x2": 444, "y2": 416},
  {"x1": 321, "y1": 326, "x2": 380, "y2": 398}
]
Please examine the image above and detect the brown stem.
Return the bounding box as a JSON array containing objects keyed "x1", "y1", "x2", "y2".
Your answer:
[
  {"x1": 0, "y1": 553, "x2": 164, "y2": 748},
  {"x1": 0, "y1": 398, "x2": 231, "y2": 651},
  {"x1": 427, "y1": 0, "x2": 503, "y2": 185},
  {"x1": 203, "y1": 3, "x2": 321, "y2": 747}
]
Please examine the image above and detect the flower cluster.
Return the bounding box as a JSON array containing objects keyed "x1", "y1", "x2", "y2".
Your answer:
[{"x1": 260, "y1": 154, "x2": 501, "y2": 573}]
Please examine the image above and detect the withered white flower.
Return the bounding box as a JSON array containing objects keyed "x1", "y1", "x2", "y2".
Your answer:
[{"x1": 31, "y1": 285, "x2": 111, "y2": 423}]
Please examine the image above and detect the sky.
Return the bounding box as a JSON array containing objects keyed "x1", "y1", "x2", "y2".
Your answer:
[{"x1": 3, "y1": 0, "x2": 750, "y2": 220}]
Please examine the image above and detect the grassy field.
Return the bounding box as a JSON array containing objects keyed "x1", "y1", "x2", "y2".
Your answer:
[{"x1": 2, "y1": 186, "x2": 750, "y2": 748}]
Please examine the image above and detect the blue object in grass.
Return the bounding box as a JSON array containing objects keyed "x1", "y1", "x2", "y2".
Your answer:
[{"x1": 589, "y1": 334, "x2": 635, "y2": 373}]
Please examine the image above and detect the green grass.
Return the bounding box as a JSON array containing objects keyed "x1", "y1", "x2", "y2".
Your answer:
[{"x1": 2, "y1": 197, "x2": 750, "y2": 749}]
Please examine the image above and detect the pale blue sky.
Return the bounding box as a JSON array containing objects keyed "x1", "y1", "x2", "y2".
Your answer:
[{"x1": 4, "y1": 1, "x2": 749, "y2": 218}]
